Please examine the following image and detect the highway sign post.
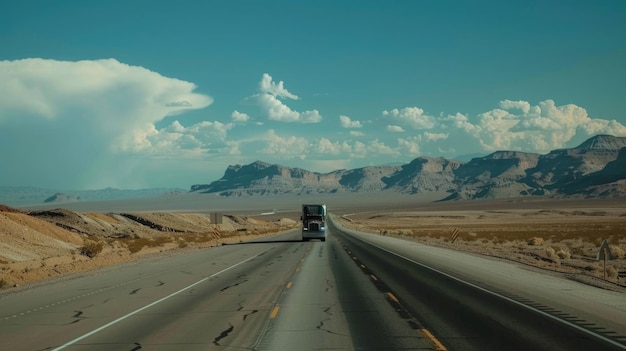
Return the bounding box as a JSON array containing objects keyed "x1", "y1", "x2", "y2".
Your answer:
[{"x1": 597, "y1": 240, "x2": 613, "y2": 279}]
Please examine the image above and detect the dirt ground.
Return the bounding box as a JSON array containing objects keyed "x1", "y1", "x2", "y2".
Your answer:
[
  {"x1": 2, "y1": 197, "x2": 625, "y2": 291},
  {"x1": 0, "y1": 205, "x2": 299, "y2": 289},
  {"x1": 334, "y1": 199, "x2": 626, "y2": 290}
]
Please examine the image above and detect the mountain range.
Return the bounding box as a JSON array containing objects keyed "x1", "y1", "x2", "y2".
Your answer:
[{"x1": 191, "y1": 135, "x2": 626, "y2": 200}]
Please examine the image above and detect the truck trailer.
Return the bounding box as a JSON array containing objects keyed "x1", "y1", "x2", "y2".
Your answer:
[{"x1": 301, "y1": 204, "x2": 326, "y2": 241}]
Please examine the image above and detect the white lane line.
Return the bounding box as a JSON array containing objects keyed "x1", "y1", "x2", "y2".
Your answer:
[
  {"x1": 359, "y1": 236, "x2": 626, "y2": 350},
  {"x1": 52, "y1": 249, "x2": 269, "y2": 351}
]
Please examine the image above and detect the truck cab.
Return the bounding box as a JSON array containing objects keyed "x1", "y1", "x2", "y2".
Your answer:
[{"x1": 301, "y1": 204, "x2": 326, "y2": 241}]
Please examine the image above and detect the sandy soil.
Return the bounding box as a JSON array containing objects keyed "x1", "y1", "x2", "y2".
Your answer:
[
  {"x1": 2, "y1": 197, "x2": 625, "y2": 291},
  {"x1": 0, "y1": 205, "x2": 299, "y2": 288}
]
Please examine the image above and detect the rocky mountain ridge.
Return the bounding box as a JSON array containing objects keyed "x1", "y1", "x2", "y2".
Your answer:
[{"x1": 192, "y1": 135, "x2": 626, "y2": 200}]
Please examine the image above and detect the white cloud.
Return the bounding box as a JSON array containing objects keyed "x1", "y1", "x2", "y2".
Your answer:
[
  {"x1": 339, "y1": 115, "x2": 363, "y2": 128},
  {"x1": 499, "y1": 100, "x2": 531, "y2": 114},
  {"x1": 350, "y1": 131, "x2": 365, "y2": 137},
  {"x1": 387, "y1": 125, "x2": 405, "y2": 132},
  {"x1": 383, "y1": 106, "x2": 436, "y2": 129},
  {"x1": 423, "y1": 132, "x2": 448, "y2": 142},
  {"x1": 316, "y1": 138, "x2": 353, "y2": 155},
  {"x1": 259, "y1": 73, "x2": 299, "y2": 99},
  {"x1": 367, "y1": 139, "x2": 398, "y2": 155},
  {"x1": 0, "y1": 58, "x2": 214, "y2": 152},
  {"x1": 397, "y1": 137, "x2": 421, "y2": 154},
  {"x1": 380, "y1": 99, "x2": 626, "y2": 157},
  {"x1": 232, "y1": 110, "x2": 250, "y2": 122},
  {"x1": 0, "y1": 58, "x2": 216, "y2": 188},
  {"x1": 258, "y1": 129, "x2": 310, "y2": 156},
  {"x1": 447, "y1": 99, "x2": 626, "y2": 152},
  {"x1": 255, "y1": 74, "x2": 322, "y2": 123}
]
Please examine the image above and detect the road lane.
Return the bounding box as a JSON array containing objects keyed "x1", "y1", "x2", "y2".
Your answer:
[
  {"x1": 256, "y1": 234, "x2": 435, "y2": 350},
  {"x1": 1, "y1": 232, "x2": 307, "y2": 350},
  {"x1": 1, "y1": 226, "x2": 447, "y2": 350},
  {"x1": 331, "y1": 218, "x2": 626, "y2": 351},
  {"x1": 11, "y1": 213, "x2": 620, "y2": 350}
]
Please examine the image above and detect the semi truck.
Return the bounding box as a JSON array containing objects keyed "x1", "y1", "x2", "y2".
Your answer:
[{"x1": 301, "y1": 204, "x2": 327, "y2": 241}]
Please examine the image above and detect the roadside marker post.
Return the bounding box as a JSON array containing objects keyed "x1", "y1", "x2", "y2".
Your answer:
[{"x1": 597, "y1": 240, "x2": 613, "y2": 280}]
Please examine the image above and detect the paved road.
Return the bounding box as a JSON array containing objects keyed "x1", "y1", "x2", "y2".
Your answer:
[
  {"x1": 2, "y1": 220, "x2": 625, "y2": 350},
  {"x1": 0, "y1": 229, "x2": 433, "y2": 350},
  {"x1": 332, "y1": 217, "x2": 626, "y2": 351}
]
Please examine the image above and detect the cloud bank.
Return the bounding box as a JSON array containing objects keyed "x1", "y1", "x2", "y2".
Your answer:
[
  {"x1": 0, "y1": 58, "x2": 217, "y2": 188},
  {"x1": 1, "y1": 58, "x2": 625, "y2": 188}
]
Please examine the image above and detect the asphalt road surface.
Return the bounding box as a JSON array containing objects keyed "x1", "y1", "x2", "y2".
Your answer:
[{"x1": 1, "y1": 217, "x2": 625, "y2": 350}]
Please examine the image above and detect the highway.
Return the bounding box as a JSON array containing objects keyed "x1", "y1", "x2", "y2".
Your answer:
[{"x1": 1, "y1": 218, "x2": 625, "y2": 350}]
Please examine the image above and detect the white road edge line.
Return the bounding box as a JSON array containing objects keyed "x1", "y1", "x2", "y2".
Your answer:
[
  {"x1": 52, "y1": 249, "x2": 270, "y2": 351},
  {"x1": 361, "y1": 235, "x2": 626, "y2": 350}
]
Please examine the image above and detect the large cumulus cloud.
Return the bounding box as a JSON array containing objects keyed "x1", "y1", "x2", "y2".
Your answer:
[
  {"x1": 458, "y1": 99, "x2": 626, "y2": 152},
  {"x1": 0, "y1": 58, "x2": 216, "y2": 188}
]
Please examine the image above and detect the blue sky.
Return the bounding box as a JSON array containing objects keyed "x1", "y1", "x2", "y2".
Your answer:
[{"x1": 1, "y1": 0, "x2": 625, "y2": 190}]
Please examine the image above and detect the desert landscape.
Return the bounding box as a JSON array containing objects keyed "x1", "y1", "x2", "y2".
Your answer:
[
  {"x1": 1, "y1": 196, "x2": 625, "y2": 292},
  {"x1": 0, "y1": 204, "x2": 299, "y2": 289},
  {"x1": 333, "y1": 197, "x2": 626, "y2": 290}
]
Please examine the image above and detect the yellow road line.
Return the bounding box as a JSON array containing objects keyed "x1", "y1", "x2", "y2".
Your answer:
[
  {"x1": 421, "y1": 328, "x2": 447, "y2": 351},
  {"x1": 386, "y1": 292, "x2": 399, "y2": 303},
  {"x1": 270, "y1": 306, "x2": 280, "y2": 319}
]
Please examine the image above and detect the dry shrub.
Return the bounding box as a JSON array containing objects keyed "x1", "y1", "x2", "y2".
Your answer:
[
  {"x1": 610, "y1": 245, "x2": 625, "y2": 259},
  {"x1": 528, "y1": 237, "x2": 544, "y2": 246},
  {"x1": 606, "y1": 265, "x2": 618, "y2": 279},
  {"x1": 545, "y1": 247, "x2": 559, "y2": 262},
  {"x1": 556, "y1": 248, "x2": 571, "y2": 260},
  {"x1": 585, "y1": 263, "x2": 600, "y2": 272},
  {"x1": 124, "y1": 236, "x2": 172, "y2": 253},
  {"x1": 80, "y1": 240, "x2": 103, "y2": 258}
]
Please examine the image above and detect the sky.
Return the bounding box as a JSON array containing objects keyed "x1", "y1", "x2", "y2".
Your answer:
[{"x1": 1, "y1": 0, "x2": 626, "y2": 190}]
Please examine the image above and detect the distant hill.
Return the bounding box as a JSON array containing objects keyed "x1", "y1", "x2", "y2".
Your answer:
[
  {"x1": 191, "y1": 135, "x2": 626, "y2": 200},
  {"x1": 0, "y1": 186, "x2": 186, "y2": 206}
]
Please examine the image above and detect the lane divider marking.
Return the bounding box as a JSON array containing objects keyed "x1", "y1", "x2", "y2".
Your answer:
[
  {"x1": 286, "y1": 282, "x2": 292, "y2": 289},
  {"x1": 51, "y1": 249, "x2": 271, "y2": 351},
  {"x1": 386, "y1": 292, "x2": 400, "y2": 303},
  {"x1": 421, "y1": 328, "x2": 447, "y2": 351},
  {"x1": 270, "y1": 306, "x2": 280, "y2": 319},
  {"x1": 360, "y1": 237, "x2": 626, "y2": 351}
]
